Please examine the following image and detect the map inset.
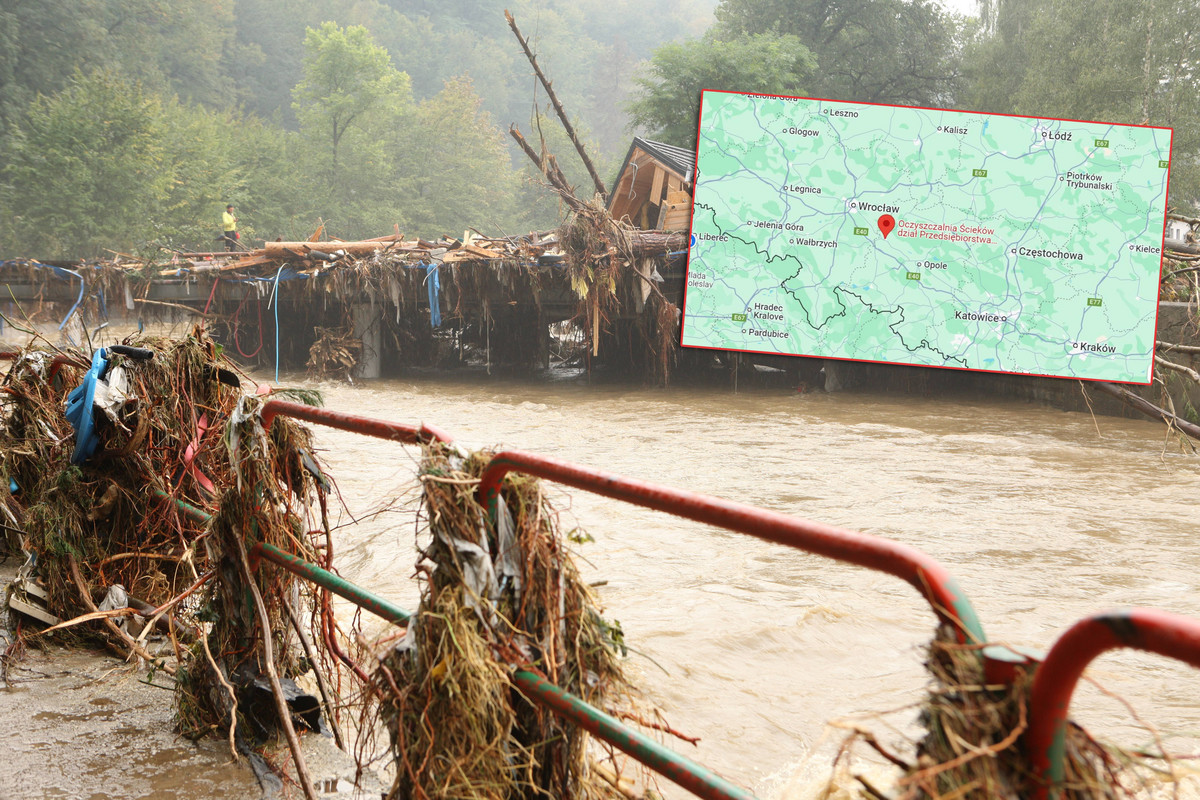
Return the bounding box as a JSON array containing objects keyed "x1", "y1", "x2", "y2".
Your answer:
[{"x1": 680, "y1": 90, "x2": 1172, "y2": 383}]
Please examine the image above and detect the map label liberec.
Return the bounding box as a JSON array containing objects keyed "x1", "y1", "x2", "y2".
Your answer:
[{"x1": 680, "y1": 90, "x2": 1173, "y2": 384}]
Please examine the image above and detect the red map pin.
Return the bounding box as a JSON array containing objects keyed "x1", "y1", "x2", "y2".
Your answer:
[{"x1": 877, "y1": 214, "x2": 896, "y2": 239}]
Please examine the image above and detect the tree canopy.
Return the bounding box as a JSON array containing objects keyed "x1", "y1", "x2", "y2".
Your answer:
[
  {"x1": 0, "y1": 0, "x2": 716, "y2": 257},
  {"x1": 962, "y1": 0, "x2": 1200, "y2": 206},
  {"x1": 4, "y1": 0, "x2": 1198, "y2": 258},
  {"x1": 628, "y1": 32, "x2": 817, "y2": 147},
  {"x1": 628, "y1": 0, "x2": 966, "y2": 150}
]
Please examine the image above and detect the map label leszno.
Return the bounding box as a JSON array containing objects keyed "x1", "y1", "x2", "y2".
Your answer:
[{"x1": 680, "y1": 91, "x2": 1172, "y2": 383}]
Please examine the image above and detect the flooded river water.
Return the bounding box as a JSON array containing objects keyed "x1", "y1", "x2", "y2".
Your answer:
[{"x1": 296, "y1": 373, "x2": 1200, "y2": 797}]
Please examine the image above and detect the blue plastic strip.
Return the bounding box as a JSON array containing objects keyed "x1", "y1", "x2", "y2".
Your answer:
[
  {"x1": 64, "y1": 348, "x2": 109, "y2": 465},
  {"x1": 425, "y1": 262, "x2": 441, "y2": 328},
  {"x1": 56, "y1": 267, "x2": 85, "y2": 331},
  {"x1": 270, "y1": 266, "x2": 284, "y2": 382}
]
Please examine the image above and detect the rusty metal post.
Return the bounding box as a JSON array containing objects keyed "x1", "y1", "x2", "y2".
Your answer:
[
  {"x1": 1026, "y1": 609, "x2": 1200, "y2": 800},
  {"x1": 259, "y1": 398, "x2": 452, "y2": 444}
]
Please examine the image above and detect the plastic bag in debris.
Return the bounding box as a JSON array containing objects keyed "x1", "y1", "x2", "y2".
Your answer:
[
  {"x1": 241, "y1": 673, "x2": 328, "y2": 740},
  {"x1": 92, "y1": 364, "x2": 132, "y2": 427},
  {"x1": 435, "y1": 523, "x2": 499, "y2": 612},
  {"x1": 98, "y1": 584, "x2": 145, "y2": 637},
  {"x1": 492, "y1": 501, "x2": 522, "y2": 599}
]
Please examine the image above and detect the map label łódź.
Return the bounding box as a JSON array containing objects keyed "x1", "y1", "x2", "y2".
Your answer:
[{"x1": 680, "y1": 90, "x2": 1172, "y2": 384}]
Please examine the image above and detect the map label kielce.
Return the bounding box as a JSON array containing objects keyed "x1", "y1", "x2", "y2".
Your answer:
[{"x1": 680, "y1": 91, "x2": 1172, "y2": 383}]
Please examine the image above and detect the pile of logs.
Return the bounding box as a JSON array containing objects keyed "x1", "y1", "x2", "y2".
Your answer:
[{"x1": 146, "y1": 225, "x2": 683, "y2": 281}]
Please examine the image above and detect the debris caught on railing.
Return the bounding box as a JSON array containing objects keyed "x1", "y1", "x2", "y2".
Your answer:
[
  {"x1": 0, "y1": 333, "x2": 679, "y2": 799},
  {"x1": 825, "y1": 629, "x2": 1188, "y2": 800},
  {"x1": 368, "y1": 441, "x2": 655, "y2": 800},
  {"x1": 0, "y1": 332, "x2": 356, "y2": 800},
  {"x1": 6, "y1": 331, "x2": 1200, "y2": 800}
]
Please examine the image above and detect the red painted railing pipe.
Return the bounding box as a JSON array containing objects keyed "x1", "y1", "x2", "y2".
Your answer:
[
  {"x1": 0, "y1": 351, "x2": 89, "y2": 370},
  {"x1": 1026, "y1": 609, "x2": 1200, "y2": 800},
  {"x1": 477, "y1": 451, "x2": 985, "y2": 644},
  {"x1": 259, "y1": 398, "x2": 453, "y2": 445}
]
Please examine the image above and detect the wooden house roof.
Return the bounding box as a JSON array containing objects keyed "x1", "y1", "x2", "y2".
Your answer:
[{"x1": 607, "y1": 137, "x2": 695, "y2": 232}]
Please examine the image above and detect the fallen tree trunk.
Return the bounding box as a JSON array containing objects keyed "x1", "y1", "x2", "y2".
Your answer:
[
  {"x1": 262, "y1": 240, "x2": 405, "y2": 258},
  {"x1": 627, "y1": 230, "x2": 687, "y2": 257},
  {"x1": 1091, "y1": 381, "x2": 1200, "y2": 441}
]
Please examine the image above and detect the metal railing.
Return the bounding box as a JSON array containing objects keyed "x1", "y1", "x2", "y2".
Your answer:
[
  {"x1": 476, "y1": 451, "x2": 985, "y2": 645},
  {"x1": 257, "y1": 401, "x2": 1200, "y2": 800},
  {"x1": 1025, "y1": 609, "x2": 1200, "y2": 799},
  {"x1": 250, "y1": 540, "x2": 758, "y2": 800},
  {"x1": 252, "y1": 401, "x2": 993, "y2": 799}
]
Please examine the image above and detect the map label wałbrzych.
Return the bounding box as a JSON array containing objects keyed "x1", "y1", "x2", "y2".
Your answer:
[{"x1": 680, "y1": 91, "x2": 1172, "y2": 384}]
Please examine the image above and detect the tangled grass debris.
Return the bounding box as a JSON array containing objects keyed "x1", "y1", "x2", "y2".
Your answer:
[
  {"x1": 368, "y1": 442, "x2": 650, "y2": 800},
  {"x1": 0, "y1": 329, "x2": 359, "y2": 798},
  {"x1": 826, "y1": 629, "x2": 1188, "y2": 800},
  {"x1": 0, "y1": 334, "x2": 668, "y2": 798}
]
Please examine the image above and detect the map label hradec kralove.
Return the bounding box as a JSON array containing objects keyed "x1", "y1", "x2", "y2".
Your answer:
[{"x1": 680, "y1": 90, "x2": 1172, "y2": 383}]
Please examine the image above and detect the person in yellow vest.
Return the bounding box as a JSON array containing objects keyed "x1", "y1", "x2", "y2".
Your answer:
[{"x1": 222, "y1": 204, "x2": 238, "y2": 251}]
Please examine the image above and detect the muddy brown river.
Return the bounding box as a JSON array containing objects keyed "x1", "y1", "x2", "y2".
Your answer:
[{"x1": 300, "y1": 373, "x2": 1200, "y2": 797}]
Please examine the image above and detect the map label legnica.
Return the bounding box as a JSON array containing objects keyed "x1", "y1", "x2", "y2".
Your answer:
[{"x1": 680, "y1": 90, "x2": 1172, "y2": 384}]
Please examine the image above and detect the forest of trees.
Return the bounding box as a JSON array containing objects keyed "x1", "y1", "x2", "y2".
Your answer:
[
  {"x1": 0, "y1": 0, "x2": 714, "y2": 256},
  {"x1": 0, "y1": 0, "x2": 1194, "y2": 258}
]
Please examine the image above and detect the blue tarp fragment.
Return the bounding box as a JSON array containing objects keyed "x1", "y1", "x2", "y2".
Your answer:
[
  {"x1": 424, "y1": 262, "x2": 441, "y2": 328},
  {"x1": 64, "y1": 348, "x2": 109, "y2": 465}
]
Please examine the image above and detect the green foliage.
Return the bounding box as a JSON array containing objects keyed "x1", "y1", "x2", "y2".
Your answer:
[
  {"x1": 3, "y1": 71, "x2": 173, "y2": 257},
  {"x1": 403, "y1": 77, "x2": 522, "y2": 237},
  {"x1": 712, "y1": 0, "x2": 966, "y2": 104},
  {"x1": 628, "y1": 32, "x2": 817, "y2": 147},
  {"x1": 0, "y1": 1, "x2": 725, "y2": 255},
  {"x1": 293, "y1": 22, "x2": 411, "y2": 173},
  {"x1": 0, "y1": 0, "x2": 235, "y2": 131},
  {"x1": 962, "y1": 0, "x2": 1200, "y2": 211},
  {"x1": 0, "y1": 70, "x2": 311, "y2": 257},
  {"x1": 292, "y1": 22, "x2": 413, "y2": 237},
  {"x1": 628, "y1": 0, "x2": 966, "y2": 148}
]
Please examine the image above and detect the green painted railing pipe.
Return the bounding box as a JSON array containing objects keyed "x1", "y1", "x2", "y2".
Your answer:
[
  {"x1": 511, "y1": 669, "x2": 758, "y2": 800},
  {"x1": 152, "y1": 489, "x2": 211, "y2": 525},
  {"x1": 251, "y1": 542, "x2": 757, "y2": 800},
  {"x1": 252, "y1": 542, "x2": 412, "y2": 625},
  {"x1": 152, "y1": 494, "x2": 757, "y2": 800}
]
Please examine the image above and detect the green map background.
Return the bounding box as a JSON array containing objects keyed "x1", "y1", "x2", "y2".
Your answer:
[{"x1": 681, "y1": 91, "x2": 1172, "y2": 383}]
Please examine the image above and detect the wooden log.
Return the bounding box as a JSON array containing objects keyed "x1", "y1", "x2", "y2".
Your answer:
[
  {"x1": 1091, "y1": 381, "x2": 1200, "y2": 441},
  {"x1": 1157, "y1": 340, "x2": 1200, "y2": 355},
  {"x1": 509, "y1": 125, "x2": 586, "y2": 212},
  {"x1": 506, "y1": 10, "x2": 608, "y2": 202},
  {"x1": 262, "y1": 240, "x2": 402, "y2": 258},
  {"x1": 1166, "y1": 240, "x2": 1200, "y2": 256},
  {"x1": 220, "y1": 254, "x2": 276, "y2": 271},
  {"x1": 626, "y1": 230, "x2": 687, "y2": 256}
]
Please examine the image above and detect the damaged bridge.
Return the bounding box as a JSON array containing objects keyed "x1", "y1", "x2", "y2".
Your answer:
[{"x1": 0, "y1": 215, "x2": 692, "y2": 384}]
